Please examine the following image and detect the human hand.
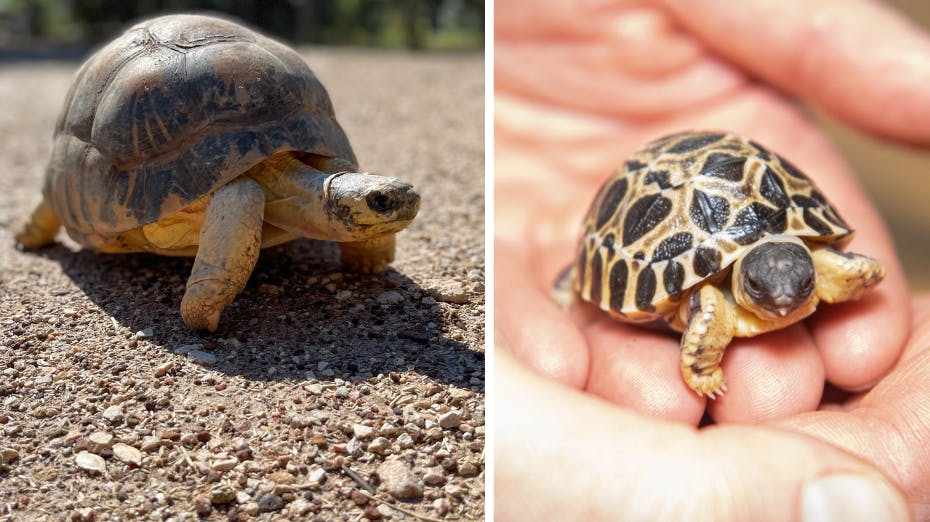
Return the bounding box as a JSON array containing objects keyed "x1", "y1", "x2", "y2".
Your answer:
[
  {"x1": 495, "y1": 0, "x2": 923, "y2": 423},
  {"x1": 494, "y1": 299, "x2": 930, "y2": 520}
]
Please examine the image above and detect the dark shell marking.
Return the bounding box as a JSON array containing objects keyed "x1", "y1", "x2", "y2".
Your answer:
[
  {"x1": 574, "y1": 130, "x2": 853, "y2": 323},
  {"x1": 44, "y1": 14, "x2": 357, "y2": 237}
]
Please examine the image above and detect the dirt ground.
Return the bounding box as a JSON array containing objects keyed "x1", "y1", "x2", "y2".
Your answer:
[{"x1": 0, "y1": 48, "x2": 485, "y2": 520}]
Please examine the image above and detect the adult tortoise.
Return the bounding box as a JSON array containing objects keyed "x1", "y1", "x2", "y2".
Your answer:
[
  {"x1": 16, "y1": 14, "x2": 420, "y2": 332},
  {"x1": 554, "y1": 131, "x2": 884, "y2": 398}
]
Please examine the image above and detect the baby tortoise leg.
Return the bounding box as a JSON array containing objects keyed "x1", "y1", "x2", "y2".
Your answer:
[
  {"x1": 550, "y1": 264, "x2": 579, "y2": 309},
  {"x1": 812, "y1": 248, "x2": 885, "y2": 304},
  {"x1": 15, "y1": 198, "x2": 61, "y2": 250},
  {"x1": 180, "y1": 178, "x2": 264, "y2": 332},
  {"x1": 680, "y1": 284, "x2": 738, "y2": 399},
  {"x1": 340, "y1": 233, "x2": 395, "y2": 274}
]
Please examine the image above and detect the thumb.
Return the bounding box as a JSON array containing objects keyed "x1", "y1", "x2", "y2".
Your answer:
[{"x1": 494, "y1": 337, "x2": 911, "y2": 521}]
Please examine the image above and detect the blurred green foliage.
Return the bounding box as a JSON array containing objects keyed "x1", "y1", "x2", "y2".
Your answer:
[{"x1": 0, "y1": 0, "x2": 484, "y2": 50}]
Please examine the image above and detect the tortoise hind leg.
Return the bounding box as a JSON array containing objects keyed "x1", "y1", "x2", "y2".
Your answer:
[
  {"x1": 812, "y1": 248, "x2": 885, "y2": 303},
  {"x1": 680, "y1": 284, "x2": 737, "y2": 399},
  {"x1": 15, "y1": 198, "x2": 61, "y2": 250},
  {"x1": 180, "y1": 178, "x2": 264, "y2": 331}
]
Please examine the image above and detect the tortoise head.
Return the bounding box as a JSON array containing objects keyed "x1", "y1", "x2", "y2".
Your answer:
[
  {"x1": 258, "y1": 154, "x2": 419, "y2": 242},
  {"x1": 731, "y1": 235, "x2": 817, "y2": 322},
  {"x1": 324, "y1": 172, "x2": 420, "y2": 237}
]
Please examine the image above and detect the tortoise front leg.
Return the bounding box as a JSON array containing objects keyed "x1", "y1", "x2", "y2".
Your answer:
[
  {"x1": 15, "y1": 198, "x2": 61, "y2": 250},
  {"x1": 339, "y1": 234, "x2": 395, "y2": 274},
  {"x1": 680, "y1": 284, "x2": 737, "y2": 399},
  {"x1": 812, "y1": 248, "x2": 885, "y2": 303},
  {"x1": 181, "y1": 178, "x2": 264, "y2": 331}
]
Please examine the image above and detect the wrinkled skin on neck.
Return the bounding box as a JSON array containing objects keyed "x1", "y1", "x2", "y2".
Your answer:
[{"x1": 249, "y1": 154, "x2": 420, "y2": 242}]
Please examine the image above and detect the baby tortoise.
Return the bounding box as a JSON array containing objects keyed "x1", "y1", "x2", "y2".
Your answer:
[
  {"x1": 16, "y1": 15, "x2": 420, "y2": 331},
  {"x1": 554, "y1": 131, "x2": 884, "y2": 398}
]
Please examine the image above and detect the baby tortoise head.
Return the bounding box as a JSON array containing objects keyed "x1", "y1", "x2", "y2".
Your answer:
[{"x1": 732, "y1": 236, "x2": 816, "y2": 321}]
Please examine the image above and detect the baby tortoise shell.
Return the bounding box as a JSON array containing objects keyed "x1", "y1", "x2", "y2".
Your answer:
[{"x1": 557, "y1": 130, "x2": 884, "y2": 397}]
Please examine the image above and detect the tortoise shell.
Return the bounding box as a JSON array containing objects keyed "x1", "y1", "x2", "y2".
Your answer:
[
  {"x1": 44, "y1": 14, "x2": 356, "y2": 238},
  {"x1": 573, "y1": 130, "x2": 852, "y2": 324}
]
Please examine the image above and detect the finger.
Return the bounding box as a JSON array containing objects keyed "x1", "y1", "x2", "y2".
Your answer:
[
  {"x1": 584, "y1": 314, "x2": 704, "y2": 424},
  {"x1": 660, "y1": 0, "x2": 930, "y2": 143},
  {"x1": 496, "y1": 1, "x2": 744, "y2": 119},
  {"x1": 585, "y1": 313, "x2": 825, "y2": 424},
  {"x1": 708, "y1": 324, "x2": 824, "y2": 423},
  {"x1": 496, "y1": 346, "x2": 911, "y2": 521},
  {"x1": 774, "y1": 295, "x2": 930, "y2": 517},
  {"x1": 495, "y1": 240, "x2": 590, "y2": 389}
]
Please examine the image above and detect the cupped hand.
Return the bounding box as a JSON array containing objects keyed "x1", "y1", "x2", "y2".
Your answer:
[
  {"x1": 495, "y1": 0, "x2": 930, "y2": 517},
  {"x1": 495, "y1": 297, "x2": 930, "y2": 519},
  {"x1": 496, "y1": 0, "x2": 923, "y2": 424}
]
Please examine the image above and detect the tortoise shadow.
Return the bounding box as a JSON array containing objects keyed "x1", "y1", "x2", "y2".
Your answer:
[{"x1": 36, "y1": 239, "x2": 483, "y2": 391}]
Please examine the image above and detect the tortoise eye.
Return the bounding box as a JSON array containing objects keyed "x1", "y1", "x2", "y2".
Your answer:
[
  {"x1": 802, "y1": 275, "x2": 815, "y2": 293},
  {"x1": 744, "y1": 277, "x2": 761, "y2": 295},
  {"x1": 366, "y1": 191, "x2": 393, "y2": 213}
]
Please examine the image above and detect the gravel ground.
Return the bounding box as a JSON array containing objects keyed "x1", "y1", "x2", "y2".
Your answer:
[{"x1": 0, "y1": 48, "x2": 485, "y2": 521}]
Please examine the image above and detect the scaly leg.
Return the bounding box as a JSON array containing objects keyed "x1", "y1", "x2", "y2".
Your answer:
[
  {"x1": 180, "y1": 178, "x2": 264, "y2": 331},
  {"x1": 812, "y1": 248, "x2": 885, "y2": 303},
  {"x1": 680, "y1": 284, "x2": 737, "y2": 399},
  {"x1": 340, "y1": 233, "x2": 395, "y2": 274},
  {"x1": 16, "y1": 198, "x2": 61, "y2": 250}
]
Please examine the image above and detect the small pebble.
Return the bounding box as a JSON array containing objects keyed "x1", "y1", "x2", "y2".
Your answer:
[
  {"x1": 135, "y1": 328, "x2": 154, "y2": 339},
  {"x1": 257, "y1": 493, "x2": 285, "y2": 513},
  {"x1": 426, "y1": 282, "x2": 467, "y2": 304},
  {"x1": 75, "y1": 451, "x2": 106, "y2": 474},
  {"x1": 212, "y1": 458, "x2": 238, "y2": 472},
  {"x1": 458, "y1": 458, "x2": 480, "y2": 476},
  {"x1": 352, "y1": 424, "x2": 375, "y2": 440},
  {"x1": 192, "y1": 493, "x2": 212, "y2": 516},
  {"x1": 308, "y1": 467, "x2": 326, "y2": 486},
  {"x1": 346, "y1": 438, "x2": 363, "y2": 456},
  {"x1": 153, "y1": 361, "x2": 174, "y2": 377},
  {"x1": 377, "y1": 460, "x2": 424, "y2": 500},
  {"x1": 86, "y1": 432, "x2": 114, "y2": 453},
  {"x1": 433, "y1": 497, "x2": 451, "y2": 515},
  {"x1": 289, "y1": 498, "x2": 313, "y2": 516},
  {"x1": 438, "y1": 411, "x2": 461, "y2": 430},
  {"x1": 211, "y1": 485, "x2": 236, "y2": 505},
  {"x1": 112, "y1": 443, "x2": 142, "y2": 467},
  {"x1": 376, "y1": 291, "x2": 404, "y2": 305},
  {"x1": 140, "y1": 436, "x2": 161, "y2": 452},
  {"x1": 176, "y1": 343, "x2": 203, "y2": 354},
  {"x1": 423, "y1": 468, "x2": 446, "y2": 486},
  {"x1": 0, "y1": 448, "x2": 19, "y2": 465},
  {"x1": 368, "y1": 437, "x2": 391, "y2": 456},
  {"x1": 187, "y1": 350, "x2": 217, "y2": 365},
  {"x1": 397, "y1": 433, "x2": 415, "y2": 449},
  {"x1": 102, "y1": 405, "x2": 123, "y2": 423}
]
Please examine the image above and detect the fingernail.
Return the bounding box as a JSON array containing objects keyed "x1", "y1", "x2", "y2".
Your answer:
[{"x1": 802, "y1": 473, "x2": 910, "y2": 522}]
